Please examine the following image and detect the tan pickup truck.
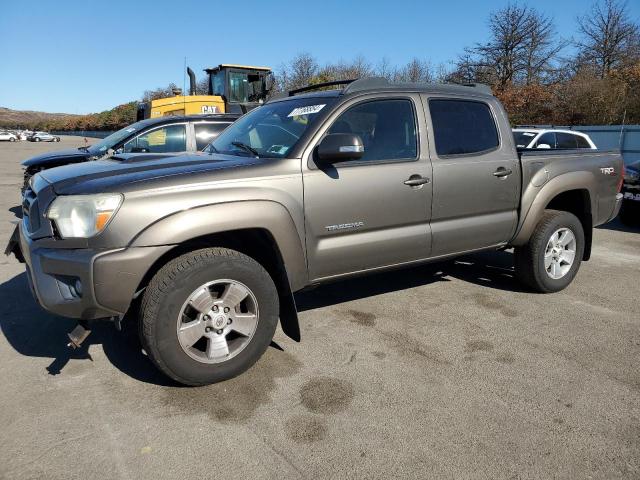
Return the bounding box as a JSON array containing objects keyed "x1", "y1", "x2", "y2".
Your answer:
[{"x1": 8, "y1": 78, "x2": 624, "y2": 385}]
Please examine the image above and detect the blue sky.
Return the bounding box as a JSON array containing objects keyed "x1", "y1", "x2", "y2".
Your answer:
[{"x1": 1, "y1": 0, "x2": 638, "y2": 114}]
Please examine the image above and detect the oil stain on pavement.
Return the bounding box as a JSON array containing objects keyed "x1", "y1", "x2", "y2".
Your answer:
[
  {"x1": 160, "y1": 349, "x2": 302, "y2": 423},
  {"x1": 346, "y1": 310, "x2": 376, "y2": 327},
  {"x1": 285, "y1": 377, "x2": 355, "y2": 444}
]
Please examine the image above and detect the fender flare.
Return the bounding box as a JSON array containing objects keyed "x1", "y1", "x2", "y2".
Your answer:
[
  {"x1": 130, "y1": 200, "x2": 308, "y2": 292},
  {"x1": 512, "y1": 171, "x2": 596, "y2": 246}
]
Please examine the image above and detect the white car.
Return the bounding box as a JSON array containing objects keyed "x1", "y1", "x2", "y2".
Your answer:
[
  {"x1": 0, "y1": 131, "x2": 18, "y2": 142},
  {"x1": 513, "y1": 128, "x2": 596, "y2": 150}
]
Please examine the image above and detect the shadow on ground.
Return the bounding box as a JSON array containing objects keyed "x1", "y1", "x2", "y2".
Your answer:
[
  {"x1": 1, "y1": 249, "x2": 523, "y2": 383},
  {"x1": 596, "y1": 216, "x2": 640, "y2": 234},
  {"x1": 296, "y1": 249, "x2": 523, "y2": 310},
  {"x1": 0, "y1": 272, "x2": 176, "y2": 386}
]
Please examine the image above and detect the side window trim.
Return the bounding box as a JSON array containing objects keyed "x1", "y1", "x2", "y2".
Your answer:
[{"x1": 427, "y1": 97, "x2": 501, "y2": 159}]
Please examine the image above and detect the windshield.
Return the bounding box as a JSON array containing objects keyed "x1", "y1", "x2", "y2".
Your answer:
[
  {"x1": 513, "y1": 131, "x2": 538, "y2": 148},
  {"x1": 88, "y1": 121, "x2": 148, "y2": 154},
  {"x1": 207, "y1": 97, "x2": 335, "y2": 158}
]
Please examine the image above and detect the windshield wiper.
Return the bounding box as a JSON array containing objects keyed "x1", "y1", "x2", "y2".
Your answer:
[
  {"x1": 231, "y1": 141, "x2": 260, "y2": 157},
  {"x1": 77, "y1": 146, "x2": 89, "y2": 152}
]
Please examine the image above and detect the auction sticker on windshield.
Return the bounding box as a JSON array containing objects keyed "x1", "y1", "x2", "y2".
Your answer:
[{"x1": 288, "y1": 104, "x2": 325, "y2": 117}]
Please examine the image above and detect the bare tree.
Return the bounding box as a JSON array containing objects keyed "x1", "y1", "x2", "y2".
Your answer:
[
  {"x1": 394, "y1": 58, "x2": 433, "y2": 83},
  {"x1": 141, "y1": 83, "x2": 180, "y2": 103},
  {"x1": 575, "y1": 0, "x2": 640, "y2": 78},
  {"x1": 456, "y1": 3, "x2": 564, "y2": 88},
  {"x1": 278, "y1": 52, "x2": 319, "y2": 91}
]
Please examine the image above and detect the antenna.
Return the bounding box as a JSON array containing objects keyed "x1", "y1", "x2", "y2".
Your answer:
[{"x1": 618, "y1": 109, "x2": 627, "y2": 150}]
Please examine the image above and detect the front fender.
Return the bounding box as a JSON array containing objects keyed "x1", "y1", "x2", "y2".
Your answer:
[
  {"x1": 130, "y1": 200, "x2": 308, "y2": 291},
  {"x1": 512, "y1": 171, "x2": 597, "y2": 246}
]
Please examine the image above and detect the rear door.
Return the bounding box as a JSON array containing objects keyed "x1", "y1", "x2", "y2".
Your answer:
[
  {"x1": 302, "y1": 94, "x2": 432, "y2": 281},
  {"x1": 422, "y1": 96, "x2": 520, "y2": 256}
]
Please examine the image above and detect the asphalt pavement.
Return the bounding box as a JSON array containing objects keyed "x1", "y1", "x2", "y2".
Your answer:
[{"x1": 0, "y1": 137, "x2": 638, "y2": 479}]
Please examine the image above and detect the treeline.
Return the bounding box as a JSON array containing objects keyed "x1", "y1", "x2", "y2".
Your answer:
[
  {"x1": 10, "y1": 102, "x2": 139, "y2": 132},
  {"x1": 276, "y1": 0, "x2": 640, "y2": 126}
]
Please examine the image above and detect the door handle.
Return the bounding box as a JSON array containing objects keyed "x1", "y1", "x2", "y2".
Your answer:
[
  {"x1": 493, "y1": 167, "x2": 513, "y2": 178},
  {"x1": 404, "y1": 175, "x2": 431, "y2": 187}
]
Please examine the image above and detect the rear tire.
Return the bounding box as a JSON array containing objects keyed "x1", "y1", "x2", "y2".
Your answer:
[
  {"x1": 139, "y1": 248, "x2": 279, "y2": 386},
  {"x1": 9, "y1": 137, "x2": 15, "y2": 142},
  {"x1": 54, "y1": 137, "x2": 60, "y2": 142},
  {"x1": 514, "y1": 210, "x2": 585, "y2": 293}
]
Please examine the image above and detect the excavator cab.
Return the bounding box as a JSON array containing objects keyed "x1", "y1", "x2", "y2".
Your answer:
[
  {"x1": 205, "y1": 64, "x2": 273, "y2": 114},
  {"x1": 137, "y1": 65, "x2": 273, "y2": 120}
]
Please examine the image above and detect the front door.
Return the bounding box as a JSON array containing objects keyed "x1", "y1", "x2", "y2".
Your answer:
[{"x1": 303, "y1": 95, "x2": 432, "y2": 281}]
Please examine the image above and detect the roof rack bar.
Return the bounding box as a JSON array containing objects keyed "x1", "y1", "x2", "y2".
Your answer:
[
  {"x1": 288, "y1": 79, "x2": 356, "y2": 96},
  {"x1": 459, "y1": 83, "x2": 493, "y2": 94}
]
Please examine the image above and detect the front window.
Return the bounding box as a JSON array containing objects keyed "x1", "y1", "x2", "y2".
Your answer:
[
  {"x1": 228, "y1": 72, "x2": 249, "y2": 103},
  {"x1": 90, "y1": 121, "x2": 148, "y2": 153},
  {"x1": 123, "y1": 124, "x2": 187, "y2": 153},
  {"x1": 513, "y1": 131, "x2": 537, "y2": 148},
  {"x1": 327, "y1": 99, "x2": 418, "y2": 162},
  {"x1": 208, "y1": 97, "x2": 336, "y2": 158}
]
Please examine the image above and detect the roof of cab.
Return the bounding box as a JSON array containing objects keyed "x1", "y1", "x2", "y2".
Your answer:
[{"x1": 268, "y1": 77, "x2": 495, "y2": 103}]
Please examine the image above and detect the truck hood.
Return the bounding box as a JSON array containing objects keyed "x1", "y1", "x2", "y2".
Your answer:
[
  {"x1": 21, "y1": 147, "x2": 94, "y2": 168},
  {"x1": 36, "y1": 152, "x2": 264, "y2": 195}
]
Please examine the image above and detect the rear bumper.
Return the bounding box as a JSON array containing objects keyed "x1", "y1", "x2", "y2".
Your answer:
[{"x1": 19, "y1": 222, "x2": 171, "y2": 320}]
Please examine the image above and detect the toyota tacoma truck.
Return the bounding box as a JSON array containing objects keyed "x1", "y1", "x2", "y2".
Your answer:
[{"x1": 8, "y1": 78, "x2": 624, "y2": 386}]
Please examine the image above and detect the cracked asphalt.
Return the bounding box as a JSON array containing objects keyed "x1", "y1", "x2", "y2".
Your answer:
[{"x1": 0, "y1": 137, "x2": 639, "y2": 479}]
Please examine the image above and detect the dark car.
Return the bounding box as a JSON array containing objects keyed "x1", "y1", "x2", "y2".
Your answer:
[
  {"x1": 620, "y1": 161, "x2": 639, "y2": 226},
  {"x1": 21, "y1": 114, "x2": 239, "y2": 190}
]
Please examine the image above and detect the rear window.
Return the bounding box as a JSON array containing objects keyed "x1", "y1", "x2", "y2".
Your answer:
[
  {"x1": 429, "y1": 99, "x2": 499, "y2": 156},
  {"x1": 575, "y1": 135, "x2": 591, "y2": 148},
  {"x1": 556, "y1": 132, "x2": 578, "y2": 149},
  {"x1": 194, "y1": 122, "x2": 228, "y2": 150}
]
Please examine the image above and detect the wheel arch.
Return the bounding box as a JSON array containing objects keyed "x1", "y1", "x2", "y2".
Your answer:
[
  {"x1": 128, "y1": 201, "x2": 306, "y2": 341},
  {"x1": 512, "y1": 172, "x2": 596, "y2": 260}
]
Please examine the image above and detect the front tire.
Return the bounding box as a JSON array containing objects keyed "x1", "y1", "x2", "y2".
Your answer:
[
  {"x1": 139, "y1": 248, "x2": 279, "y2": 386},
  {"x1": 514, "y1": 210, "x2": 585, "y2": 293},
  {"x1": 35, "y1": 137, "x2": 40, "y2": 142}
]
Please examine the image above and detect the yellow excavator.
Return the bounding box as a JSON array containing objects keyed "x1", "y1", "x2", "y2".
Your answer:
[{"x1": 137, "y1": 64, "x2": 273, "y2": 121}]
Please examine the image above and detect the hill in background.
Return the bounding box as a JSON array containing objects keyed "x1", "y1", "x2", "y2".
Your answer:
[
  {"x1": 0, "y1": 107, "x2": 80, "y2": 129},
  {"x1": 0, "y1": 103, "x2": 137, "y2": 131}
]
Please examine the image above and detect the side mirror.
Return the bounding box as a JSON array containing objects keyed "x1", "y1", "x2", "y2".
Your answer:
[
  {"x1": 317, "y1": 133, "x2": 364, "y2": 163},
  {"x1": 536, "y1": 143, "x2": 551, "y2": 149}
]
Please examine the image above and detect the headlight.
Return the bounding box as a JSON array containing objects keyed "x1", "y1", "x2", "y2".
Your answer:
[{"x1": 46, "y1": 194, "x2": 123, "y2": 238}]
